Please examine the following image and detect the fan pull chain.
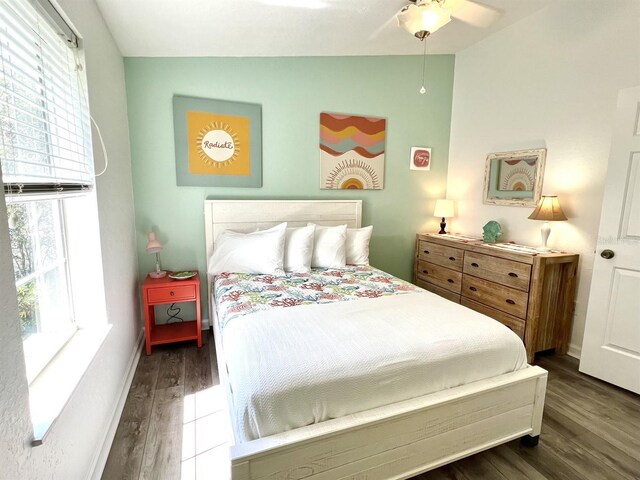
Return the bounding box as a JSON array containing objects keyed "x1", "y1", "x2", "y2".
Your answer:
[{"x1": 420, "y1": 38, "x2": 427, "y2": 94}]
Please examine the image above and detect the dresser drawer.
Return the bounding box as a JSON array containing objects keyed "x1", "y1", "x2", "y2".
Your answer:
[
  {"x1": 417, "y1": 279, "x2": 461, "y2": 303},
  {"x1": 417, "y1": 240, "x2": 463, "y2": 271},
  {"x1": 462, "y1": 276, "x2": 528, "y2": 319},
  {"x1": 416, "y1": 260, "x2": 462, "y2": 294},
  {"x1": 147, "y1": 284, "x2": 196, "y2": 304},
  {"x1": 463, "y1": 251, "x2": 531, "y2": 292},
  {"x1": 461, "y1": 298, "x2": 525, "y2": 340}
]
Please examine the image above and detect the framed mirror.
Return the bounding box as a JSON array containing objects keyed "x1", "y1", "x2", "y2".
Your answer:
[{"x1": 483, "y1": 148, "x2": 546, "y2": 207}]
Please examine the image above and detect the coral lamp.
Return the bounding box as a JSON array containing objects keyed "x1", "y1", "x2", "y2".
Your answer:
[{"x1": 146, "y1": 231, "x2": 167, "y2": 278}]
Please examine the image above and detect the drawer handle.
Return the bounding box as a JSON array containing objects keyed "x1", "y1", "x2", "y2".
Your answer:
[
  {"x1": 448, "y1": 256, "x2": 456, "y2": 261},
  {"x1": 170, "y1": 291, "x2": 175, "y2": 297},
  {"x1": 471, "y1": 262, "x2": 479, "y2": 267},
  {"x1": 506, "y1": 299, "x2": 515, "y2": 305},
  {"x1": 508, "y1": 272, "x2": 518, "y2": 278},
  {"x1": 422, "y1": 270, "x2": 429, "y2": 275},
  {"x1": 469, "y1": 286, "x2": 477, "y2": 292},
  {"x1": 447, "y1": 278, "x2": 454, "y2": 283},
  {"x1": 423, "y1": 250, "x2": 430, "y2": 254}
]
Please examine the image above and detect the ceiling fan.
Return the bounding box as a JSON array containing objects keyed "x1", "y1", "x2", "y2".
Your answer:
[
  {"x1": 373, "y1": 0, "x2": 501, "y2": 40},
  {"x1": 385, "y1": 0, "x2": 500, "y2": 94}
]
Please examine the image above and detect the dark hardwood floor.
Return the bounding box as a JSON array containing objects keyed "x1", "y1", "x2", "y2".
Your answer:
[{"x1": 102, "y1": 332, "x2": 640, "y2": 480}]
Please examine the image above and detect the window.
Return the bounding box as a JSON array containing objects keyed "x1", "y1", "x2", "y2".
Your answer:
[
  {"x1": 8, "y1": 199, "x2": 76, "y2": 381},
  {"x1": 9, "y1": 200, "x2": 70, "y2": 339},
  {"x1": 1, "y1": 0, "x2": 95, "y2": 383}
]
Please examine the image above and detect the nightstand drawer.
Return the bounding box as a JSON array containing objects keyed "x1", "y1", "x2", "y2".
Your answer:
[
  {"x1": 147, "y1": 284, "x2": 196, "y2": 304},
  {"x1": 462, "y1": 276, "x2": 528, "y2": 319},
  {"x1": 464, "y1": 251, "x2": 531, "y2": 292},
  {"x1": 461, "y1": 298, "x2": 525, "y2": 339},
  {"x1": 416, "y1": 260, "x2": 462, "y2": 294},
  {"x1": 417, "y1": 240, "x2": 463, "y2": 271}
]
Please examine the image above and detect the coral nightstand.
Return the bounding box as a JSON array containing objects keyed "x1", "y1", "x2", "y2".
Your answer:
[{"x1": 142, "y1": 272, "x2": 202, "y2": 355}]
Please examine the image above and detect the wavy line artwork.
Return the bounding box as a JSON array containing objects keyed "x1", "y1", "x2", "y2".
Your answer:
[{"x1": 320, "y1": 112, "x2": 386, "y2": 190}]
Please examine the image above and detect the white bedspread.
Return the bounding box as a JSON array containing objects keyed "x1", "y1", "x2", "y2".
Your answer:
[{"x1": 221, "y1": 290, "x2": 527, "y2": 442}]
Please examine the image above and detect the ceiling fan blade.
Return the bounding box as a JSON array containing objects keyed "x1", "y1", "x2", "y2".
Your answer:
[{"x1": 446, "y1": 0, "x2": 501, "y2": 28}]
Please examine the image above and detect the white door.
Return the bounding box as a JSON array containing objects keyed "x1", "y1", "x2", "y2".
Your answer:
[{"x1": 579, "y1": 86, "x2": 640, "y2": 393}]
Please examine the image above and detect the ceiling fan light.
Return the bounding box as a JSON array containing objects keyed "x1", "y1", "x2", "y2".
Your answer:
[
  {"x1": 421, "y1": 7, "x2": 451, "y2": 31},
  {"x1": 397, "y1": 3, "x2": 452, "y2": 38}
]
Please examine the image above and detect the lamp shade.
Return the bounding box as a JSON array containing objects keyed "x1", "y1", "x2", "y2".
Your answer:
[
  {"x1": 434, "y1": 199, "x2": 454, "y2": 218},
  {"x1": 397, "y1": 2, "x2": 452, "y2": 38},
  {"x1": 528, "y1": 196, "x2": 567, "y2": 221},
  {"x1": 146, "y1": 231, "x2": 163, "y2": 253}
]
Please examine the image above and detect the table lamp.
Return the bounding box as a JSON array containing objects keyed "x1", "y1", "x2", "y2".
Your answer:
[
  {"x1": 146, "y1": 231, "x2": 167, "y2": 278},
  {"x1": 434, "y1": 199, "x2": 454, "y2": 234},
  {"x1": 528, "y1": 195, "x2": 567, "y2": 251}
]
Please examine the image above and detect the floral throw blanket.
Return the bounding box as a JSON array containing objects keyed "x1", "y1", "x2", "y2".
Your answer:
[{"x1": 214, "y1": 266, "x2": 422, "y2": 332}]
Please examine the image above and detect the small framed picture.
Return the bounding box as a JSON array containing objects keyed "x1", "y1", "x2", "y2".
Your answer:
[
  {"x1": 483, "y1": 148, "x2": 546, "y2": 207},
  {"x1": 410, "y1": 147, "x2": 431, "y2": 171}
]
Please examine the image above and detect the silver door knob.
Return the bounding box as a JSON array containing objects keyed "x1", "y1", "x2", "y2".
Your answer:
[{"x1": 600, "y1": 249, "x2": 615, "y2": 259}]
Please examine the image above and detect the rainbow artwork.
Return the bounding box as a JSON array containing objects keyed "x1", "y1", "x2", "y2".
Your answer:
[
  {"x1": 498, "y1": 157, "x2": 537, "y2": 192},
  {"x1": 320, "y1": 112, "x2": 386, "y2": 190}
]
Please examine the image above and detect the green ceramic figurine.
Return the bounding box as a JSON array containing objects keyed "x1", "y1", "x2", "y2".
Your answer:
[{"x1": 482, "y1": 221, "x2": 502, "y2": 243}]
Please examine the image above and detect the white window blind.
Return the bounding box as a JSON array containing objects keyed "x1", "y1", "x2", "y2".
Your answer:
[{"x1": 0, "y1": 0, "x2": 93, "y2": 196}]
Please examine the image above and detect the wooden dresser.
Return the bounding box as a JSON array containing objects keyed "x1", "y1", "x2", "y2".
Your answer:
[{"x1": 414, "y1": 233, "x2": 579, "y2": 362}]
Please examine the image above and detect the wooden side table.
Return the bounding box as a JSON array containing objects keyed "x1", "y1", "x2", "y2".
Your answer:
[{"x1": 142, "y1": 273, "x2": 202, "y2": 355}]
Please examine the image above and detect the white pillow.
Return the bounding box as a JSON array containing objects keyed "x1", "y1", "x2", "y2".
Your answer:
[
  {"x1": 346, "y1": 225, "x2": 373, "y2": 265},
  {"x1": 308, "y1": 223, "x2": 347, "y2": 269},
  {"x1": 208, "y1": 223, "x2": 287, "y2": 275},
  {"x1": 284, "y1": 225, "x2": 315, "y2": 273}
]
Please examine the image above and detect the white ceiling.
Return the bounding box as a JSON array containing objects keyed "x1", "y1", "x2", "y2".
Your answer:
[{"x1": 95, "y1": 0, "x2": 552, "y2": 57}]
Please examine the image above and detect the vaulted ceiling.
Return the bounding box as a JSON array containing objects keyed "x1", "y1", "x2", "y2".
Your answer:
[{"x1": 95, "y1": 0, "x2": 552, "y2": 57}]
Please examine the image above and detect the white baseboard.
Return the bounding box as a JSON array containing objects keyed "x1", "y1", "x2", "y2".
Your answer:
[
  {"x1": 202, "y1": 317, "x2": 210, "y2": 330},
  {"x1": 88, "y1": 329, "x2": 144, "y2": 480},
  {"x1": 566, "y1": 343, "x2": 582, "y2": 359}
]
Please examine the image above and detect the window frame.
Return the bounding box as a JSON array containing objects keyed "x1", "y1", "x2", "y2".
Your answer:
[
  {"x1": 8, "y1": 194, "x2": 78, "y2": 383},
  {"x1": 1, "y1": 0, "x2": 112, "y2": 446},
  {"x1": 2, "y1": 0, "x2": 97, "y2": 381}
]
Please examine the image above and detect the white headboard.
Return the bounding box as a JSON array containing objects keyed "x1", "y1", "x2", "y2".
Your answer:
[
  {"x1": 204, "y1": 199, "x2": 362, "y2": 267},
  {"x1": 204, "y1": 199, "x2": 362, "y2": 332}
]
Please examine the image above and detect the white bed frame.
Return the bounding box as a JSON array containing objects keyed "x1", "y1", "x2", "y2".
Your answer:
[{"x1": 204, "y1": 199, "x2": 547, "y2": 480}]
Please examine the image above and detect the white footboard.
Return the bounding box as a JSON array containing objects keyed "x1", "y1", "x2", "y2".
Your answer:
[
  {"x1": 203, "y1": 200, "x2": 548, "y2": 480},
  {"x1": 229, "y1": 366, "x2": 547, "y2": 480}
]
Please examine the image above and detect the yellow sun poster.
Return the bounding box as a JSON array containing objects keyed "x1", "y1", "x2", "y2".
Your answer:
[
  {"x1": 173, "y1": 95, "x2": 262, "y2": 188},
  {"x1": 187, "y1": 111, "x2": 251, "y2": 176}
]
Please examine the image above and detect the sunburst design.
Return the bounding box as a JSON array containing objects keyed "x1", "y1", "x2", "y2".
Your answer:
[
  {"x1": 325, "y1": 159, "x2": 380, "y2": 190},
  {"x1": 195, "y1": 122, "x2": 241, "y2": 168},
  {"x1": 500, "y1": 166, "x2": 535, "y2": 191}
]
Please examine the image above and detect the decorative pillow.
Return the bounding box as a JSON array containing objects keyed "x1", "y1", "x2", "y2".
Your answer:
[
  {"x1": 208, "y1": 223, "x2": 287, "y2": 275},
  {"x1": 284, "y1": 225, "x2": 315, "y2": 273},
  {"x1": 346, "y1": 225, "x2": 373, "y2": 265},
  {"x1": 308, "y1": 223, "x2": 347, "y2": 269}
]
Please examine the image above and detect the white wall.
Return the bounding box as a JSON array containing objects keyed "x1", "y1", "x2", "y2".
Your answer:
[
  {"x1": 0, "y1": 0, "x2": 140, "y2": 478},
  {"x1": 447, "y1": 0, "x2": 640, "y2": 356}
]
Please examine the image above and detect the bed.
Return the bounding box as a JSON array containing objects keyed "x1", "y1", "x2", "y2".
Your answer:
[{"x1": 205, "y1": 199, "x2": 547, "y2": 480}]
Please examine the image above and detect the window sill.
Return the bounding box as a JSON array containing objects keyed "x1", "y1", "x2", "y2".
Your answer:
[
  {"x1": 29, "y1": 324, "x2": 112, "y2": 446},
  {"x1": 23, "y1": 327, "x2": 77, "y2": 384}
]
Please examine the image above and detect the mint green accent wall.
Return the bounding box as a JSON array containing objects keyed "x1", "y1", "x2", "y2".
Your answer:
[{"x1": 124, "y1": 55, "x2": 454, "y2": 320}]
